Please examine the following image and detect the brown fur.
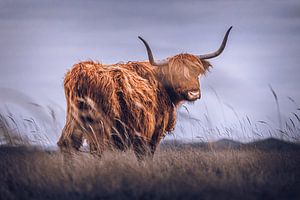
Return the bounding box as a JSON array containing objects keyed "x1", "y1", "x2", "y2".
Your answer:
[{"x1": 57, "y1": 54, "x2": 211, "y2": 159}]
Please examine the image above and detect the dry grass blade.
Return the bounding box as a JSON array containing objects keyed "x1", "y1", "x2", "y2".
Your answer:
[
  {"x1": 258, "y1": 120, "x2": 267, "y2": 124},
  {"x1": 28, "y1": 102, "x2": 42, "y2": 107},
  {"x1": 269, "y1": 85, "x2": 282, "y2": 132},
  {"x1": 289, "y1": 118, "x2": 296, "y2": 129},
  {"x1": 246, "y1": 116, "x2": 252, "y2": 125},
  {"x1": 287, "y1": 96, "x2": 296, "y2": 104},
  {"x1": 269, "y1": 85, "x2": 278, "y2": 101},
  {"x1": 47, "y1": 106, "x2": 56, "y2": 121},
  {"x1": 181, "y1": 104, "x2": 190, "y2": 115},
  {"x1": 293, "y1": 112, "x2": 300, "y2": 122}
]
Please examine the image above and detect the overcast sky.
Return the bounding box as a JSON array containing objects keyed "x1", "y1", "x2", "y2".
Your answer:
[{"x1": 0, "y1": 0, "x2": 299, "y2": 141}]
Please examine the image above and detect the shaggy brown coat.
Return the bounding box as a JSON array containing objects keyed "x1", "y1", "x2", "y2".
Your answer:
[{"x1": 57, "y1": 54, "x2": 211, "y2": 158}]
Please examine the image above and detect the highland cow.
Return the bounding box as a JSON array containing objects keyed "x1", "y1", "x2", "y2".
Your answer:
[{"x1": 57, "y1": 27, "x2": 232, "y2": 159}]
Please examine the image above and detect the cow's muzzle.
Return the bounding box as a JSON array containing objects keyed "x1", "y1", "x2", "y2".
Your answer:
[{"x1": 186, "y1": 90, "x2": 201, "y2": 101}]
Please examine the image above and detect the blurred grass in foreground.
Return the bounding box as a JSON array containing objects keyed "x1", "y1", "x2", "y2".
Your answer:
[{"x1": 0, "y1": 143, "x2": 299, "y2": 200}]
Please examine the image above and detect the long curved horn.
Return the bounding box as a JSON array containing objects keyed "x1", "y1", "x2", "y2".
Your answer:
[
  {"x1": 197, "y1": 26, "x2": 232, "y2": 59},
  {"x1": 138, "y1": 36, "x2": 168, "y2": 66}
]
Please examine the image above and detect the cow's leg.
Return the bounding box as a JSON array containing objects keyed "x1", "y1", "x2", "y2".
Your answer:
[
  {"x1": 149, "y1": 128, "x2": 165, "y2": 156},
  {"x1": 57, "y1": 99, "x2": 77, "y2": 151},
  {"x1": 58, "y1": 118, "x2": 83, "y2": 151},
  {"x1": 79, "y1": 109, "x2": 111, "y2": 156},
  {"x1": 58, "y1": 97, "x2": 84, "y2": 151},
  {"x1": 57, "y1": 119, "x2": 73, "y2": 150},
  {"x1": 150, "y1": 135, "x2": 165, "y2": 155},
  {"x1": 132, "y1": 137, "x2": 152, "y2": 161},
  {"x1": 58, "y1": 95, "x2": 71, "y2": 148},
  {"x1": 132, "y1": 129, "x2": 165, "y2": 161},
  {"x1": 84, "y1": 123, "x2": 110, "y2": 156},
  {"x1": 110, "y1": 119, "x2": 131, "y2": 151},
  {"x1": 70, "y1": 128, "x2": 84, "y2": 149},
  {"x1": 58, "y1": 95, "x2": 72, "y2": 148}
]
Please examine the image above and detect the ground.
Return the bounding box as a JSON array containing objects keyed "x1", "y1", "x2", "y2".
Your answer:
[{"x1": 0, "y1": 138, "x2": 300, "y2": 200}]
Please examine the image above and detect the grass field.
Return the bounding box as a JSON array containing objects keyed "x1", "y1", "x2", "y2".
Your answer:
[
  {"x1": 0, "y1": 139, "x2": 299, "y2": 200},
  {"x1": 1, "y1": 88, "x2": 300, "y2": 199}
]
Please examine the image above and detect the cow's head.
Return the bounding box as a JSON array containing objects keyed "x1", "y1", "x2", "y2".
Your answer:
[{"x1": 139, "y1": 27, "x2": 232, "y2": 103}]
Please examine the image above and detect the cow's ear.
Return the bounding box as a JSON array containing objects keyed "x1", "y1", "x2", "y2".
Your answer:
[{"x1": 201, "y1": 59, "x2": 212, "y2": 73}]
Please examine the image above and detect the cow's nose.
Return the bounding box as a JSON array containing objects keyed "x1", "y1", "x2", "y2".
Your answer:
[{"x1": 187, "y1": 90, "x2": 201, "y2": 100}]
